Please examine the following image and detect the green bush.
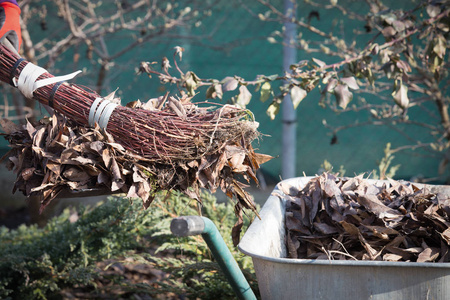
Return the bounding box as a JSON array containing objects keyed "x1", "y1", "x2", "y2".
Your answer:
[{"x1": 0, "y1": 192, "x2": 259, "y2": 299}]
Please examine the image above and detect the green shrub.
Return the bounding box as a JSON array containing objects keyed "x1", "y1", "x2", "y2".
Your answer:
[{"x1": 0, "y1": 192, "x2": 259, "y2": 299}]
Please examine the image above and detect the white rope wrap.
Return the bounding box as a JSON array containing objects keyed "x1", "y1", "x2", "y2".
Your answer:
[
  {"x1": 15, "y1": 62, "x2": 82, "y2": 99},
  {"x1": 34, "y1": 70, "x2": 82, "y2": 91},
  {"x1": 93, "y1": 100, "x2": 110, "y2": 126},
  {"x1": 88, "y1": 97, "x2": 103, "y2": 126},
  {"x1": 99, "y1": 102, "x2": 118, "y2": 129},
  {"x1": 15, "y1": 61, "x2": 117, "y2": 129},
  {"x1": 88, "y1": 97, "x2": 118, "y2": 129}
]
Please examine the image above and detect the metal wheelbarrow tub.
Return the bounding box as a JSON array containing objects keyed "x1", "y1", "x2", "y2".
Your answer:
[{"x1": 238, "y1": 177, "x2": 450, "y2": 300}]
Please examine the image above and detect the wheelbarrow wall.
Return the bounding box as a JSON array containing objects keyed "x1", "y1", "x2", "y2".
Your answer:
[{"x1": 238, "y1": 177, "x2": 450, "y2": 300}]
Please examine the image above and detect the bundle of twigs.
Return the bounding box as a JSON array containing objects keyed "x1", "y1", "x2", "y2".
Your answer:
[
  {"x1": 0, "y1": 44, "x2": 271, "y2": 244},
  {"x1": 0, "y1": 45, "x2": 254, "y2": 161}
]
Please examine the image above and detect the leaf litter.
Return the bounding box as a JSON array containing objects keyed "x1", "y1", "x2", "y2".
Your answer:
[
  {"x1": 277, "y1": 173, "x2": 450, "y2": 262},
  {"x1": 0, "y1": 98, "x2": 272, "y2": 246}
]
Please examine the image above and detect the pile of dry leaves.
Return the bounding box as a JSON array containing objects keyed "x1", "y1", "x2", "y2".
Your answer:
[
  {"x1": 0, "y1": 100, "x2": 271, "y2": 244},
  {"x1": 277, "y1": 173, "x2": 450, "y2": 262}
]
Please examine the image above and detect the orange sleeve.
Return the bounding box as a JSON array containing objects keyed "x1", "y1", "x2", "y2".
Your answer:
[{"x1": 0, "y1": 2, "x2": 22, "y2": 50}]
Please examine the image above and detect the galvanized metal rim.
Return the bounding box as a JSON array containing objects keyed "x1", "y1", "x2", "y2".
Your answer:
[{"x1": 238, "y1": 246, "x2": 450, "y2": 269}]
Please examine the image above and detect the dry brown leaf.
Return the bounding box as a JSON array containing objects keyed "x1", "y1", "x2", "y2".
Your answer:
[
  {"x1": 287, "y1": 231, "x2": 300, "y2": 259},
  {"x1": 284, "y1": 173, "x2": 450, "y2": 262},
  {"x1": 361, "y1": 225, "x2": 398, "y2": 240},
  {"x1": 358, "y1": 232, "x2": 381, "y2": 260},
  {"x1": 89, "y1": 141, "x2": 104, "y2": 153},
  {"x1": 417, "y1": 247, "x2": 440, "y2": 262},
  {"x1": 60, "y1": 149, "x2": 78, "y2": 163},
  {"x1": 26, "y1": 120, "x2": 36, "y2": 137},
  {"x1": 72, "y1": 156, "x2": 97, "y2": 165},
  {"x1": 383, "y1": 253, "x2": 403, "y2": 261},
  {"x1": 33, "y1": 127, "x2": 46, "y2": 148},
  {"x1": 126, "y1": 183, "x2": 140, "y2": 199},
  {"x1": 357, "y1": 194, "x2": 402, "y2": 218},
  {"x1": 107, "y1": 142, "x2": 126, "y2": 153},
  {"x1": 253, "y1": 152, "x2": 274, "y2": 165},
  {"x1": 313, "y1": 222, "x2": 339, "y2": 235},
  {"x1": 228, "y1": 151, "x2": 245, "y2": 169},
  {"x1": 231, "y1": 203, "x2": 244, "y2": 247},
  {"x1": 340, "y1": 220, "x2": 360, "y2": 236},
  {"x1": 286, "y1": 212, "x2": 310, "y2": 235},
  {"x1": 440, "y1": 228, "x2": 450, "y2": 245},
  {"x1": 136, "y1": 181, "x2": 151, "y2": 203},
  {"x1": 0, "y1": 118, "x2": 21, "y2": 134},
  {"x1": 63, "y1": 167, "x2": 91, "y2": 182},
  {"x1": 21, "y1": 167, "x2": 35, "y2": 181}
]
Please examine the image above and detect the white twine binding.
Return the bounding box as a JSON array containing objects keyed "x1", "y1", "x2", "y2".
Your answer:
[
  {"x1": 88, "y1": 97, "x2": 103, "y2": 126},
  {"x1": 88, "y1": 97, "x2": 118, "y2": 129},
  {"x1": 93, "y1": 100, "x2": 110, "y2": 127},
  {"x1": 99, "y1": 102, "x2": 118, "y2": 129},
  {"x1": 15, "y1": 61, "x2": 117, "y2": 130},
  {"x1": 14, "y1": 62, "x2": 82, "y2": 99}
]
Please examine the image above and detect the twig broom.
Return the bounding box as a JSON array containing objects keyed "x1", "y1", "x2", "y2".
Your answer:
[
  {"x1": 0, "y1": 45, "x2": 256, "y2": 161},
  {"x1": 0, "y1": 44, "x2": 270, "y2": 244}
]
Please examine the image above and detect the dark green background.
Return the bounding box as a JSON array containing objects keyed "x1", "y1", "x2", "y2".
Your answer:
[{"x1": 2, "y1": 0, "x2": 446, "y2": 183}]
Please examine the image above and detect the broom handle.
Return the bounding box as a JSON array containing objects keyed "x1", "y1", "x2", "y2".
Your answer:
[
  {"x1": 1, "y1": 41, "x2": 55, "y2": 116},
  {"x1": 0, "y1": 44, "x2": 103, "y2": 127}
]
